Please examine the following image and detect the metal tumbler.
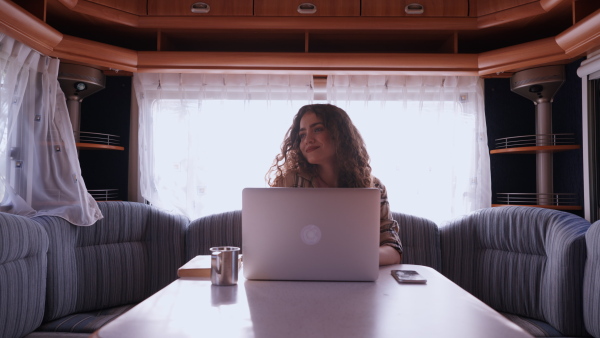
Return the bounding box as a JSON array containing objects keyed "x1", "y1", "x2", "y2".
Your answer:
[{"x1": 210, "y1": 246, "x2": 240, "y2": 286}]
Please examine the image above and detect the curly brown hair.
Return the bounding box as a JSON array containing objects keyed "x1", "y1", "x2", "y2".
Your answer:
[{"x1": 266, "y1": 104, "x2": 372, "y2": 188}]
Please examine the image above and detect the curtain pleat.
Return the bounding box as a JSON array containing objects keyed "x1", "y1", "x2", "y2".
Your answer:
[
  {"x1": 133, "y1": 73, "x2": 314, "y2": 219},
  {"x1": 0, "y1": 33, "x2": 102, "y2": 226}
]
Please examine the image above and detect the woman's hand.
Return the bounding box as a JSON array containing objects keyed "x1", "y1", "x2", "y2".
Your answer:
[{"x1": 379, "y1": 245, "x2": 402, "y2": 266}]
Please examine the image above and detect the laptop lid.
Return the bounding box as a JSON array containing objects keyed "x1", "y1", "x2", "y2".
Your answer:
[{"x1": 242, "y1": 187, "x2": 380, "y2": 282}]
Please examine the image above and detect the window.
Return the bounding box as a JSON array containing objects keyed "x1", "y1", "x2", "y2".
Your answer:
[{"x1": 135, "y1": 74, "x2": 490, "y2": 225}]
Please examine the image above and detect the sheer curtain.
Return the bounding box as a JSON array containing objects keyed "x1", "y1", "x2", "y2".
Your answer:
[
  {"x1": 133, "y1": 73, "x2": 314, "y2": 219},
  {"x1": 327, "y1": 75, "x2": 491, "y2": 224},
  {"x1": 134, "y1": 73, "x2": 490, "y2": 224},
  {"x1": 0, "y1": 33, "x2": 102, "y2": 226}
]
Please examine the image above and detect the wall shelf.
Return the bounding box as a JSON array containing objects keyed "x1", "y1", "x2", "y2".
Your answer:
[
  {"x1": 492, "y1": 204, "x2": 582, "y2": 210},
  {"x1": 493, "y1": 192, "x2": 581, "y2": 210},
  {"x1": 76, "y1": 143, "x2": 125, "y2": 151},
  {"x1": 490, "y1": 144, "x2": 581, "y2": 154},
  {"x1": 88, "y1": 189, "x2": 120, "y2": 201}
]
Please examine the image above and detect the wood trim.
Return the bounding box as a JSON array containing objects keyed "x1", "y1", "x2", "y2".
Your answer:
[
  {"x1": 137, "y1": 16, "x2": 479, "y2": 31},
  {"x1": 479, "y1": 9, "x2": 600, "y2": 75},
  {"x1": 476, "y1": 1, "x2": 548, "y2": 29},
  {"x1": 540, "y1": 0, "x2": 567, "y2": 11},
  {"x1": 478, "y1": 37, "x2": 567, "y2": 75},
  {"x1": 136, "y1": 51, "x2": 480, "y2": 74},
  {"x1": 556, "y1": 8, "x2": 600, "y2": 57},
  {"x1": 57, "y1": 0, "x2": 79, "y2": 8},
  {"x1": 0, "y1": 0, "x2": 62, "y2": 54},
  {"x1": 56, "y1": 0, "x2": 140, "y2": 27},
  {"x1": 53, "y1": 35, "x2": 138, "y2": 72}
]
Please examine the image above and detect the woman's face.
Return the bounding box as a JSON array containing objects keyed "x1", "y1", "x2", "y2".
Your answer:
[{"x1": 298, "y1": 112, "x2": 336, "y2": 167}]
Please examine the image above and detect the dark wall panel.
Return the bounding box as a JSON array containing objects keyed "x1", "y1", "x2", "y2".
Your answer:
[
  {"x1": 78, "y1": 76, "x2": 131, "y2": 201},
  {"x1": 484, "y1": 59, "x2": 584, "y2": 217}
]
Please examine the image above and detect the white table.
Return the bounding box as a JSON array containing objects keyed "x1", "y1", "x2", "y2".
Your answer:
[{"x1": 95, "y1": 264, "x2": 533, "y2": 338}]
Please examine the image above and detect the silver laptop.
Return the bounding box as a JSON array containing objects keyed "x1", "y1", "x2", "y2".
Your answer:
[{"x1": 242, "y1": 187, "x2": 380, "y2": 282}]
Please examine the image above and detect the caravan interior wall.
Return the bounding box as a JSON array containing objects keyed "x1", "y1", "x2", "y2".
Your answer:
[{"x1": 484, "y1": 59, "x2": 585, "y2": 219}]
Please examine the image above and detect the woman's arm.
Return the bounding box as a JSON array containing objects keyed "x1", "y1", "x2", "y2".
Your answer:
[
  {"x1": 374, "y1": 177, "x2": 404, "y2": 266},
  {"x1": 379, "y1": 245, "x2": 402, "y2": 266}
]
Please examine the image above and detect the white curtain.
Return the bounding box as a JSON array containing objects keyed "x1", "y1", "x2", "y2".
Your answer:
[
  {"x1": 327, "y1": 75, "x2": 491, "y2": 224},
  {"x1": 134, "y1": 73, "x2": 490, "y2": 225},
  {"x1": 133, "y1": 73, "x2": 314, "y2": 219},
  {"x1": 0, "y1": 34, "x2": 102, "y2": 226}
]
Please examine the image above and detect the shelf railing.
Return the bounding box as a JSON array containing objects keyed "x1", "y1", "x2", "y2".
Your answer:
[
  {"x1": 496, "y1": 192, "x2": 578, "y2": 206},
  {"x1": 495, "y1": 133, "x2": 575, "y2": 149},
  {"x1": 75, "y1": 131, "x2": 121, "y2": 146},
  {"x1": 88, "y1": 189, "x2": 119, "y2": 201}
]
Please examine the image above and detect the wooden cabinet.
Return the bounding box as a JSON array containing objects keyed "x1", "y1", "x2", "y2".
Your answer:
[
  {"x1": 148, "y1": 0, "x2": 253, "y2": 16},
  {"x1": 254, "y1": 0, "x2": 360, "y2": 16},
  {"x1": 362, "y1": 0, "x2": 469, "y2": 17},
  {"x1": 82, "y1": 0, "x2": 542, "y2": 18},
  {"x1": 475, "y1": 0, "x2": 538, "y2": 16},
  {"x1": 86, "y1": 0, "x2": 147, "y2": 15}
]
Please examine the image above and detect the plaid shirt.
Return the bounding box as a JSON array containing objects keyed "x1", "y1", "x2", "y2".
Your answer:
[{"x1": 275, "y1": 171, "x2": 403, "y2": 254}]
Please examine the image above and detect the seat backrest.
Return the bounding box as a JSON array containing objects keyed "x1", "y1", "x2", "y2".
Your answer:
[
  {"x1": 392, "y1": 212, "x2": 441, "y2": 271},
  {"x1": 0, "y1": 212, "x2": 49, "y2": 338},
  {"x1": 34, "y1": 201, "x2": 188, "y2": 322},
  {"x1": 584, "y1": 220, "x2": 600, "y2": 338},
  {"x1": 186, "y1": 210, "x2": 242, "y2": 260},
  {"x1": 440, "y1": 206, "x2": 589, "y2": 336}
]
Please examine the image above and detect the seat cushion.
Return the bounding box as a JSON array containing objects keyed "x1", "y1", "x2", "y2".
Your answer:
[
  {"x1": 186, "y1": 210, "x2": 242, "y2": 260},
  {"x1": 36, "y1": 305, "x2": 133, "y2": 334},
  {"x1": 392, "y1": 212, "x2": 441, "y2": 271},
  {"x1": 502, "y1": 313, "x2": 565, "y2": 337},
  {"x1": 0, "y1": 212, "x2": 49, "y2": 338},
  {"x1": 34, "y1": 201, "x2": 188, "y2": 323},
  {"x1": 441, "y1": 206, "x2": 589, "y2": 336},
  {"x1": 584, "y1": 221, "x2": 600, "y2": 338}
]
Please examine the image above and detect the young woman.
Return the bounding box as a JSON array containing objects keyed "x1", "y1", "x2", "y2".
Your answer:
[{"x1": 267, "y1": 104, "x2": 402, "y2": 265}]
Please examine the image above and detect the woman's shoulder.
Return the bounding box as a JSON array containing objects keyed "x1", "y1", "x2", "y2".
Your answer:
[
  {"x1": 371, "y1": 176, "x2": 384, "y2": 188},
  {"x1": 371, "y1": 176, "x2": 390, "y2": 196},
  {"x1": 274, "y1": 169, "x2": 313, "y2": 187}
]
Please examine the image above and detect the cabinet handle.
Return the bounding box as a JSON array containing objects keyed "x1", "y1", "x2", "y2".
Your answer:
[
  {"x1": 297, "y1": 3, "x2": 317, "y2": 14},
  {"x1": 405, "y1": 3, "x2": 424, "y2": 15},
  {"x1": 191, "y1": 2, "x2": 210, "y2": 13}
]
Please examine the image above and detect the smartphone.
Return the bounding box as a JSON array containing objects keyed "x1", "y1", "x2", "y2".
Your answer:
[{"x1": 391, "y1": 270, "x2": 427, "y2": 284}]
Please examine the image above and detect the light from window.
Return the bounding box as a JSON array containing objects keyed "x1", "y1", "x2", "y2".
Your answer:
[{"x1": 149, "y1": 98, "x2": 480, "y2": 225}]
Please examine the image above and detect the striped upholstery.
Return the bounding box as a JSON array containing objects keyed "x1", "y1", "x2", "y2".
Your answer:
[
  {"x1": 23, "y1": 332, "x2": 91, "y2": 338},
  {"x1": 0, "y1": 212, "x2": 49, "y2": 338},
  {"x1": 33, "y1": 201, "x2": 188, "y2": 333},
  {"x1": 35, "y1": 305, "x2": 133, "y2": 334},
  {"x1": 440, "y1": 206, "x2": 589, "y2": 337},
  {"x1": 584, "y1": 220, "x2": 600, "y2": 338},
  {"x1": 186, "y1": 210, "x2": 242, "y2": 260},
  {"x1": 392, "y1": 212, "x2": 441, "y2": 271},
  {"x1": 500, "y1": 313, "x2": 564, "y2": 337}
]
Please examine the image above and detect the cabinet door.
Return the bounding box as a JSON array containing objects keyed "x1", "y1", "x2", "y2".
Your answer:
[
  {"x1": 86, "y1": 0, "x2": 147, "y2": 15},
  {"x1": 148, "y1": 0, "x2": 253, "y2": 16},
  {"x1": 476, "y1": 0, "x2": 538, "y2": 16},
  {"x1": 254, "y1": 0, "x2": 360, "y2": 16},
  {"x1": 362, "y1": 0, "x2": 469, "y2": 17}
]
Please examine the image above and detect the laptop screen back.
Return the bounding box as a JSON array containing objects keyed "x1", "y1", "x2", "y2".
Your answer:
[{"x1": 242, "y1": 187, "x2": 380, "y2": 282}]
